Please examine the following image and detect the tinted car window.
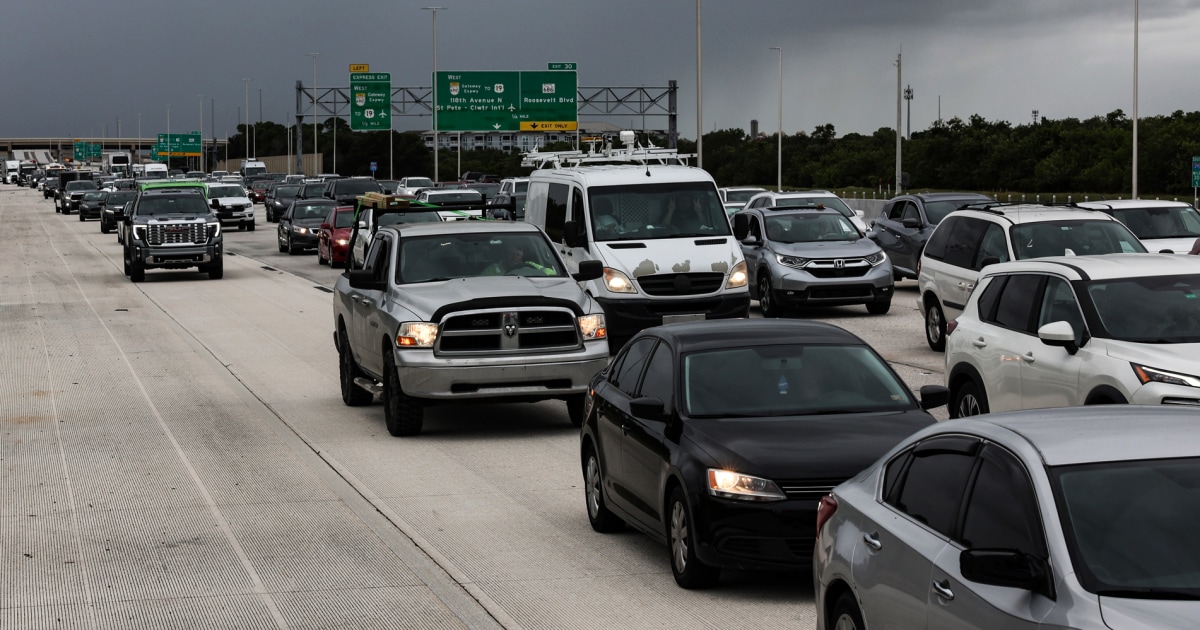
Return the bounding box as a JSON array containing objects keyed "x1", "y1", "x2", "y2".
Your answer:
[
  {"x1": 991, "y1": 274, "x2": 1044, "y2": 332},
  {"x1": 611, "y1": 338, "x2": 655, "y2": 396},
  {"x1": 544, "y1": 183, "x2": 569, "y2": 243},
  {"x1": 974, "y1": 223, "x2": 1010, "y2": 269},
  {"x1": 637, "y1": 343, "x2": 675, "y2": 409},
  {"x1": 1011, "y1": 220, "x2": 1146, "y2": 259},
  {"x1": 1039, "y1": 277, "x2": 1087, "y2": 343},
  {"x1": 974, "y1": 275, "x2": 1007, "y2": 320},
  {"x1": 943, "y1": 217, "x2": 989, "y2": 268},
  {"x1": 893, "y1": 442, "x2": 978, "y2": 537},
  {"x1": 961, "y1": 445, "x2": 1046, "y2": 555},
  {"x1": 923, "y1": 216, "x2": 957, "y2": 259}
]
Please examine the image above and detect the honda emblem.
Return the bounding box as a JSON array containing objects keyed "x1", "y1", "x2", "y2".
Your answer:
[{"x1": 834, "y1": 259, "x2": 845, "y2": 269}]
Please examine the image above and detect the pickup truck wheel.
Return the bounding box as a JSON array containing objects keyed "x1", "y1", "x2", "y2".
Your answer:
[
  {"x1": 100, "y1": 221, "x2": 110, "y2": 234},
  {"x1": 247, "y1": 221, "x2": 255, "y2": 232},
  {"x1": 383, "y1": 351, "x2": 423, "y2": 436},
  {"x1": 207, "y1": 259, "x2": 223, "y2": 280},
  {"x1": 129, "y1": 258, "x2": 145, "y2": 283},
  {"x1": 338, "y1": 328, "x2": 373, "y2": 407},
  {"x1": 566, "y1": 394, "x2": 586, "y2": 427}
]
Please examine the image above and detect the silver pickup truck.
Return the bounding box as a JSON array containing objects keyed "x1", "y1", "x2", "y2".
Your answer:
[{"x1": 332, "y1": 220, "x2": 609, "y2": 436}]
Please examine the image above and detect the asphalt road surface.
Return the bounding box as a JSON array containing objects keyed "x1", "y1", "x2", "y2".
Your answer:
[{"x1": 2, "y1": 187, "x2": 945, "y2": 629}]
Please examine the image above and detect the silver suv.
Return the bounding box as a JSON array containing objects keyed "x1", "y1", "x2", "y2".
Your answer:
[{"x1": 917, "y1": 203, "x2": 1146, "y2": 350}]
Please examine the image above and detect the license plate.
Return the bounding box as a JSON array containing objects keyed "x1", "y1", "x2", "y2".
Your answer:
[{"x1": 663, "y1": 314, "x2": 705, "y2": 324}]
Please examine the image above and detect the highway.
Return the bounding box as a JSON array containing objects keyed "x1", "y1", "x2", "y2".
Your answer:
[{"x1": 2, "y1": 185, "x2": 945, "y2": 628}]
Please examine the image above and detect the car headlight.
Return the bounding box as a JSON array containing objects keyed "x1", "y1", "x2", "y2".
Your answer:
[
  {"x1": 707, "y1": 469, "x2": 787, "y2": 502},
  {"x1": 726, "y1": 260, "x2": 748, "y2": 288},
  {"x1": 603, "y1": 267, "x2": 637, "y2": 294},
  {"x1": 1132, "y1": 364, "x2": 1200, "y2": 388},
  {"x1": 864, "y1": 252, "x2": 886, "y2": 266},
  {"x1": 396, "y1": 322, "x2": 439, "y2": 348},
  {"x1": 776, "y1": 254, "x2": 810, "y2": 268},
  {"x1": 577, "y1": 314, "x2": 607, "y2": 340},
  {"x1": 295, "y1": 226, "x2": 307, "y2": 234},
  {"x1": 132, "y1": 226, "x2": 146, "y2": 241}
]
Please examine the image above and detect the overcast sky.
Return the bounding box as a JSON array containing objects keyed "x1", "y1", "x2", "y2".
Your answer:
[{"x1": 3, "y1": 0, "x2": 1198, "y2": 143}]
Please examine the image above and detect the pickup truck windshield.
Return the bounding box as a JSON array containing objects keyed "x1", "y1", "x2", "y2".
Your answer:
[
  {"x1": 208, "y1": 185, "x2": 246, "y2": 198},
  {"x1": 137, "y1": 195, "x2": 210, "y2": 216},
  {"x1": 65, "y1": 181, "x2": 98, "y2": 192},
  {"x1": 589, "y1": 181, "x2": 731, "y2": 241},
  {"x1": 399, "y1": 233, "x2": 564, "y2": 283}
]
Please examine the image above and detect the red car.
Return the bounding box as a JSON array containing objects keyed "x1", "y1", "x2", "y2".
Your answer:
[
  {"x1": 317, "y1": 206, "x2": 355, "y2": 266},
  {"x1": 249, "y1": 180, "x2": 272, "y2": 204}
]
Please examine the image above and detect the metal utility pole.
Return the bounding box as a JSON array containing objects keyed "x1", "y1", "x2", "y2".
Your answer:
[
  {"x1": 243, "y1": 78, "x2": 251, "y2": 160},
  {"x1": 309, "y1": 53, "x2": 320, "y2": 175},
  {"x1": 198, "y1": 95, "x2": 204, "y2": 172},
  {"x1": 257, "y1": 88, "x2": 262, "y2": 160},
  {"x1": 1132, "y1": 0, "x2": 1139, "y2": 198},
  {"x1": 696, "y1": 0, "x2": 703, "y2": 168},
  {"x1": 894, "y1": 53, "x2": 902, "y2": 195},
  {"x1": 166, "y1": 105, "x2": 172, "y2": 169},
  {"x1": 770, "y1": 47, "x2": 782, "y2": 192},
  {"x1": 423, "y1": 7, "x2": 445, "y2": 183},
  {"x1": 903, "y1": 85, "x2": 913, "y2": 139}
]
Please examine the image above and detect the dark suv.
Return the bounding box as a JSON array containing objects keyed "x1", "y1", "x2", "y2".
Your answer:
[
  {"x1": 869, "y1": 192, "x2": 993, "y2": 280},
  {"x1": 122, "y1": 183, "x2": 224, "y2": 282},
  {"x1": 323, "y1": 176, "x2": 382, "y2": 207}
]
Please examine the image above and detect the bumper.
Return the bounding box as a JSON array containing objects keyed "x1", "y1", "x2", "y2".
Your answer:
[
  {"x1": 774, "y1": 266, "x2": 893, "y2": 307},
  {"x1": 692, "y1": 490, "x2": 819, "y2": 570},
  {"x1": 1130, "y1": 382, "x2": 1200, "y2": 407},
  {"x1": 215, "y1": 209, "x2": 255, "y2": 224},
  {"x1": 288, "y1": 230, "x2": 320, "y2": 247},
  {"x1": 595, "y1": 292, "x2": 750, "y2": 347},
  {"x1": 80, "y1": 206, "x2": 103, "y2": 218},
  {"x1": 131, "y1": 242, "x2": 222, "y2": 269},
  {"x1": 329, "y1": 242, "x2": 349, "y2": 263},
  {"x1": 396, "y1": 345, "x2": 610, "y2": 401}
]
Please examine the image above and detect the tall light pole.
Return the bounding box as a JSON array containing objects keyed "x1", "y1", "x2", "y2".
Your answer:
[
  {"x1": 198, "y1": 95, "x2": 204, "y2": 172},
  {"x1": 116, "y1": 117, "x2": 121, "y2": 153},
  {"x1": 137, "y1": 113, "x2": 141, "y2": 162},
  {"x1": 1132, "y1": 0, "x2": 1139, "y2": 198},
  {"x1": 243, "y1": 78, "x2": 251, "y2": 160},
  {"x1": 257, "y1": 87, "x2": 262, "y2": 160},
  {"x1": 165, "y1": 104, "x2": 172, "y2": 169},
  {"x1": 903, "y1": 85, "x2": 913, "y2": 139},
  {"x1": 309, "y1": 53, "x2": 319, "y2": 175},
  {"x1": 423, "y1": 7, "x2": 445, "y2": 183},
  {"x1": 894, "y1": 53, "x2": 902, "y2": 195},
  {"x1": 696, "y1": 0, "x2": 703, "y2": 167},
  {"x1": 770, "y1": 47, "x2": 782, "y2": 192}
]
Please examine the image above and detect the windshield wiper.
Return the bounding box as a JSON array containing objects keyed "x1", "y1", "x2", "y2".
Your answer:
[{"x1": 1095, "y1": 588, "x2": 1200, "y2": 600}]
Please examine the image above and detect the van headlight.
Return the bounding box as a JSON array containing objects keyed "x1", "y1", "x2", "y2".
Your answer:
[
  {"x1": 603, "y1": 267, "x2": 637, "y2": 294},
  {"x1": 396, "y1": 322, "x2": 439, "y2": 348},
  {"x1": 726, "y1": 260, "x2": 748, "y2": 288},
  {"x1": 577, "y1": 314, "x2": 607, "y2": 340}
]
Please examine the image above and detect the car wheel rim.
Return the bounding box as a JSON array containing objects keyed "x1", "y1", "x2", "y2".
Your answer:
[
  {"x1": 585, "y1": 456, "x2": 602, "y2": 519},
  {"x1": 834, "y1": 613, "x2": 858, "y2": 630},
  {"x1": 759, "y1": 277, "x2": 771, "y2": 313},
  {"x1": 926, "y1": 305, "x2": 942, "y2": 342},
  {"x1": 670, "y1": 500, "x2": 689, "y2": 573},
  {"x1": 958, "y1": 393, "x2": 981, "y2": 417}
]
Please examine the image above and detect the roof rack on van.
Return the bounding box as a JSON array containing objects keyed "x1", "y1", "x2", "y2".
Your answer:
[{"x1": 520, "y1": 130, "x2": 697, "y2": 169}]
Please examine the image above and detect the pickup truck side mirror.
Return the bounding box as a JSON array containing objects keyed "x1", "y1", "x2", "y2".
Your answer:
[
  {"x1": 210, "y1": 199, "x2": 221, "y2": 209},
  {"x1": 573, "y1": 260, "x2": 603, "y2": 282},
  {"x1": 346, "y1": 270, "x2": 385, "y2": 291}
]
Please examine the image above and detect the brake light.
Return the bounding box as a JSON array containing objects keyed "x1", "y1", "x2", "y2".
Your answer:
[
  {"x1": 816, "y1": 494, "x2": 838, "y2": 536},
  {"x1": 946, "y1": 319, "x2": 958, "y2": 336}
]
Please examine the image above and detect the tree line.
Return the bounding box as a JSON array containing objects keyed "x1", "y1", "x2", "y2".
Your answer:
[{"x1": 227, "y1": 109, "x2": 1200, "y2": 197}]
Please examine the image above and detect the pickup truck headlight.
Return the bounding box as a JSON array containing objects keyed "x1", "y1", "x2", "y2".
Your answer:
[
  {"x1": 577, "y1": 314, "x2": 607, "y2": 340},
  {"x1": 726, "y1": 260, "x2": 748, "y2": 288},
  {"x1": 707, "y1": 468, "x2": 787, "y2": 502},
  {"x1": 396, "y1": 322, "x2": 439, "y2": 348},
  {"x1": 603, "y1": 267, "x2": 637, "y2": 294},
  {"x1": 132, "y1": 226, "x2": 146, "y2": 241},
  {"x1": 207, "y1": 223, "x2": 221, "y2": 238}
]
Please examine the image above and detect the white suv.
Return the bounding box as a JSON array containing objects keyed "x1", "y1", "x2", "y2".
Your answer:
[
  {"x1": 1075, "y1": 199, "x2": 1200, "y2": 254},
  {"x1": 945, "y1": 254, "x2": 1200, "y2": 417},
  {"x1": 917, "y1": 204, "x2": 1146, "y2": 351}
]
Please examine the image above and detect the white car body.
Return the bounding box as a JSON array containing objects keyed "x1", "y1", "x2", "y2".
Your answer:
[
  {"x1": 742, "y1": 190, "x2": 867, "y2": 233},
  {"x1": 1076, "y1": 199, "x2": 1200, "y2": 254},
  {"x1": 204, "y1": 183, "x2": 255, "y2": 228}
]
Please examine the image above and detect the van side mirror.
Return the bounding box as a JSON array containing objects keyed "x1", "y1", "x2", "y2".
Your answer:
[
  {"x1": 573, "y1": 259, "x2": 603, "y2": 282},
  {"x1": 732, "y1": 214, "x2": 750, "y2": 240},
  {"x1": 563, "y1": 220, "x2": 580, "y2": 248}
]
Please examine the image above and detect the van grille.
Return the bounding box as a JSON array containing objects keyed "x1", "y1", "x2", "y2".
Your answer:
[
  {"x1": 437, "y1": 308, "x2": 580, "y2": 355},
  {"x1": 147, "y1": 223, "x2": 208, "y2": 246},
  {"x1": 637, "y1": 272, "x2": 725, "y2": 296}
]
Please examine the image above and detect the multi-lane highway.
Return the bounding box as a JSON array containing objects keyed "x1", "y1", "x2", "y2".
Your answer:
[{"x1": 3, "y1": 185, "x2": 945, "y2": 628}]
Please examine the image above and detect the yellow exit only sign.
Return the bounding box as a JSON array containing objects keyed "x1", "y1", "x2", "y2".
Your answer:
[{"x1": 520, "y1": 121, "x2": 578, "y2": 131}]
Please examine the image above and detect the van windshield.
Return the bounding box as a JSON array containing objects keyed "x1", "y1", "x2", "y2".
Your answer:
[{"x1": 589, "y1": 182, "x2": 731, "y2": 241}]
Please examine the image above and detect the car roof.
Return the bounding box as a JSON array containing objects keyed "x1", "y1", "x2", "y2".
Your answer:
[
  {"x1": 953, "y1": 204, "x2": 1120, "y2": 225},
  {"x1": 938, "y1": 406, "x2": 1200, "y2": 466},
  {"x1": 139, "y1": 181, "x2": 207, "y2": 193},
  {"x1": 752, "y1": 206, "x2": 846, "y2": 217},
  {"x1": 904, "y1": 191, "x2": 993, "y2": 202},
  {"x1": 1075, "y1": 199, "x2": 1193, "y2": 210},
  {"x1": 633, "y1": 319, "x2": 866, "y2": 353},
  {"x1": 979, "y1": 252, "x2": 1197, "y2": 282},
  {"x1": 532, "y1": 164, "x2": 714, "y2": 186},
  {"x1": 382, "y1": 220, "x2": 541, "y2": 238}
]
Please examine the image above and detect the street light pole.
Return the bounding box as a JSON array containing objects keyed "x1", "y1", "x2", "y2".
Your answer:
[
  {"x1": 137, "y1": 113, "x2": 141, "y2": 163},
  {"x1": 696, "y1": 0, "x2": 703, "y2": 168},
  {"x1": 894, "y1": 53, "x2": 902, "y2": 195},
  {"x1": 423, "y1": 7, "x2": 445, "y2": 183},
  {"x1": 1132, "y1": 0, "x2": 1139, "y2": 198},
  {"x1": 243, "y1": 78, "x2": 251, "y2": 161},
  {"x1": 166, "y1": 105, "x2": 172, "y2": 170},
  {"x1": 770, "y1": 47, "x2": 782, "y2": 192},
  {"x1": 198, "y1": 94, "x2": 204, "y2": 172},
  {"x1": 903, "y1": 85, "x2": 913, "y2": 140},
  {"x1": 309, "y1": 53, "x2": 319, "y2": 175}
]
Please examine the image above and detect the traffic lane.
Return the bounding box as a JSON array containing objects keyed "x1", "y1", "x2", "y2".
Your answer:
[
  {"x1": 10, "y1": 191, "x2": 492, "y2": 629},
  {"x1": 222, "y1": 214, "x2": 343, "y2": 288}
]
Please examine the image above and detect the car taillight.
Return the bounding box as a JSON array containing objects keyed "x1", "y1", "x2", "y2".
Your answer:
[
  {"x1": 946, "y1": 319, "x2": 958, "y2": 336},
  {"x1": 816, "y1": 494, "x2": 838, "y2": 536}
]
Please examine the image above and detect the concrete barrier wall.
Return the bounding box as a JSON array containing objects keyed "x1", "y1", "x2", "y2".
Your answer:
[{"x1": 216, "y1": 154, "x2": 321, "y2": 175}]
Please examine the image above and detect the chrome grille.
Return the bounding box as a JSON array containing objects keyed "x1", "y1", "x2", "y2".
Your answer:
[
  {"x1": 147, "y1": 223, "x2": 208, "y2": 246},
  {"x1": 437, "y1": 308, "x2": 580, "y2": 355},
  {"x1": 805, "y1": 258, "x2": 871, "y2": 278},
  {"x1": 776, "y1": 479, "x2": 844, "y2": 502},
  {"x1": 637, "y1": 272, "x2": 725, "y2": 296}
]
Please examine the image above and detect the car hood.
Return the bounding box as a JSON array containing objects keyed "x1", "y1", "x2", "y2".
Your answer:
[
  {"x1": 1099, "y1": 597, "x2": 1200, "y2": 629},
  {"x1": 683, "y1": 410, "x2": 934, "y2": 480},
  {"x1": 396, "y1": 276, "x2": 593, "y2": 321},
  {"x1": 1103, "y1": 339, "x2": 1200, "y2": 370},
  {"x1": 212, "y1": 196, "x2": 251, "y2": 206},
  {"x1": 770, "y1": 239, "x2": 880, "y2": 259},
  {"x1": 600, "y1": 239, "x2": 740, "y2": 278},
  {"x1": 1140, "y1": 236, "x2": 1200, "y2": 255}
]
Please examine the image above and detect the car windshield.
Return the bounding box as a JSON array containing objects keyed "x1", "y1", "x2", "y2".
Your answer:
[
  {"x1": 726, "y1": 189, "x2": 762, "y2": 203},
  {"x1": 293, "y1": 203, "x2": 333, "y2": 220},
  {"x1": 682, "y1": 344, "x2": 914, "y2": 417},
  {"x1": 774, "y1": 195, "x2": 856, "y2": 220},
  {"x1": 1084, "y1": 273, "x2": 1200, "y2": 343},
  {"x1": 423, "y1": 192, "x2": 482, "y2": 204},
  {"x1": 376, "y1": 211, "x2": 443, "y2": 227},
  {"x1": 137, "y1": 195, "x2": 209, "y2": 216},
  {"x1": 336, "y1": 179, "x2": 382, "y2": 194},
  {"x1": 65, "y1": 181, "x2": 97, "y2": 191},
  {"x1": 82, "y1": 191, "x2": 105, "y2": 201},
  {"x1": 765, "y1": 213, "x2": 860, "y2": 243},
  {"x1": 208, "y1": 185, "x2": 246, "y2": 198},
  {"x1": 301, "y1": 183, "x2": 327, "y2": 197},
  {"x1": 924, "y1": 200, "x2": 980, "y2": 225},
  {"x1": 1109, "y1": 206, "x2": 1200, "y2": 240},
  {"x1": 274, "y1": 185, "x2": 300, "y2": 198},
  {"x1": 107, "y1": 192, "x2": 137, "y2": 205},
  {"x1": 1011, "y1": 220, "x2": 1147, "y2": 259},
  {"x1": 405, "y1": 178, "x2": 435, "y2": 189},
  {"x1": 332, "y1": 210, "x2": 356, "y2": 229},
  {"x1": 1052, "y1": 456, "x2": 1200, "y2": 597},
  {"x1": 398, "y1": 232, "x2": 565, "y2": 283},
  {"x1": 589, "y1": 182, "x2": 731, "y2": 241}
]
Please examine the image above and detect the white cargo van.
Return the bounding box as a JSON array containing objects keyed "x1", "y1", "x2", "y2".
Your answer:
[
  {"x1": 142, "y1": 163, "x2": 168, "y2": 179},
  {"x1": 239, "y1": 160, "x2": 267, "y2": 178},
  {"x1": 521, "y1": 135, "x2": 750, "y2": 348},
  {"x1": 3, "y1": 160, "x2": 19, "y2": 184}
]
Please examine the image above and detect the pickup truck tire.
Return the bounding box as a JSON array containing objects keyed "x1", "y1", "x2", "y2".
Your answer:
[
  {"x1": 207, "y1": 259, "x2": 224, "y2": 280},
  {"x1": 566, "y1": 394, "x2": 586, "y2": 427},
  {"x1": 247, "y1": 222, "x2": 255, "y2": 232},
  {"x1": 338, "y1": 328, "x2": 373, "y2": 407},
  {"x1": 129, "y1": 258, "x2": 145, "y2": 283},
  {"x1": 100, "y1": 222, "x2": 110, "y2": 234},
  {"x1": 383, "y1": 350, "x2": 423, "y2": 436}
]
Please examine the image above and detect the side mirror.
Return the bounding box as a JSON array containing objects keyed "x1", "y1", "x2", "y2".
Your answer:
[
  {"x1": 732, "y1": 213, "x2": 750, "y2": 240},
  {"x1": 573, "y1": 259, "x2": 603, "y2": 282},
  {"x1": 960, "y1": 549, "x2": 1051, "y2": 596},
  {"x1": 320, "y1": 223, "x2": 331, "y2": 230},
  {"x1": 357, "y1": 220, "x2": 367, "y2": 229},
  {"x1": 210, "y1": 199, "x2": 220, "y2": 209},
  {"x1": 902, "y1": 218, "x2": 921, "y2": 229},
  {"x1": 918, "y1": 385, "x2": 950, "y2": 410},
  {"x1": 563, "y1": 220, "x2": 580, "y2": 248},
  {"x1": 629, "y1": 396, "x2": 666, "y2": 420},
  {"x1": 346, "y1": 269, "x2": 385, "y2": 291},
  {"x1": 1038, "y1": 320, "x2": 1079, "y2": 355}
]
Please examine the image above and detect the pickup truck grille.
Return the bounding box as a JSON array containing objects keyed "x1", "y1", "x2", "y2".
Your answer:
[
  {"x1": 437, "y1": 308, "x2": 580, "y2": 354},
  {"x1": 147, "y1": 224, "x2": 208, "y2": 246},
  {"x1": 638, "y1": 272, "x2": 725, "y2": 296}
]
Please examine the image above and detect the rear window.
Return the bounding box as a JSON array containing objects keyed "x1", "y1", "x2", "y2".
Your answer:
[{"x1": 335, "y1": 179, "x2": 382, "y2": 195}]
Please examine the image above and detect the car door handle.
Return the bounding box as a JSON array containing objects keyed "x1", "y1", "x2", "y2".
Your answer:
[
  {"x1": 971, "y1": 337, "x2": 987, "y2": 348},
  {"x1": 1022, "y1": 352, "x2": 1036, "y2": 363},
  {"x1": 862, "y1": 532, "x2": 882, "y2": 551},
  {"x1": 931, "y1": 579, "x2": 955, "y2": 601},
  {"x1": 621, "y1": 423, "x2": 630, "y2": 436},
  {"x1": 360, "y1": 299, "x2": 373, "y2": 308}
]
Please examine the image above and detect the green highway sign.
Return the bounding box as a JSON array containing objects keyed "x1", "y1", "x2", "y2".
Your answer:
[
  {"x1": 156, "y1": 133, "x2": 202, "y2": 157},
  {"x1": 73, "y1": 142, "x2": 102, "y2": 160},
  {"x1": 1193, "y1": 156, "x2": 1200, "y2": 188},
  {"x1": 435, "y1": 70, "x2": 578, "y2": 132},
  {"x1": 547, "y1": 62, "x2": 577, "y2": 71},
  {"x1": 350, "y1": 72, "x2": 392, "y2": 131}
]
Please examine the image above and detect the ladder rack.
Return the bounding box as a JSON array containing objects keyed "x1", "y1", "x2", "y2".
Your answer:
[{"x1": 520, "y1": 132, "x2": 696, "y2": 169}]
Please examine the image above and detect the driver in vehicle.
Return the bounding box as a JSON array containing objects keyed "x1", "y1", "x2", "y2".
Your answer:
[{"x1": 482, "y1": 244, "x2": 554, "y2": 276}]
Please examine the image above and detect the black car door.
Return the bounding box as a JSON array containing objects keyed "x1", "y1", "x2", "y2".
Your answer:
[
  {"x1": 620, "y1": 340, "x2": 676, "y2": 528},
  {"x1": 593, "y1": 338, "x2": 656, "y2": 517}
]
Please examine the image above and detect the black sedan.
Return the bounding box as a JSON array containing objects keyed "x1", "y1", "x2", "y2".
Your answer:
[
  {"x1": 278, "y1": 199, "x2": 338, "y2": 254},
  {"x1": 100, "y1": 191, "x2": 139, "y2": 234},
  {"x1": 580, "y1": 319, "x2": 948, "y2": 589},
  {"x1": 76, "y1": 191, "x2": 108, "y2": 221}
]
